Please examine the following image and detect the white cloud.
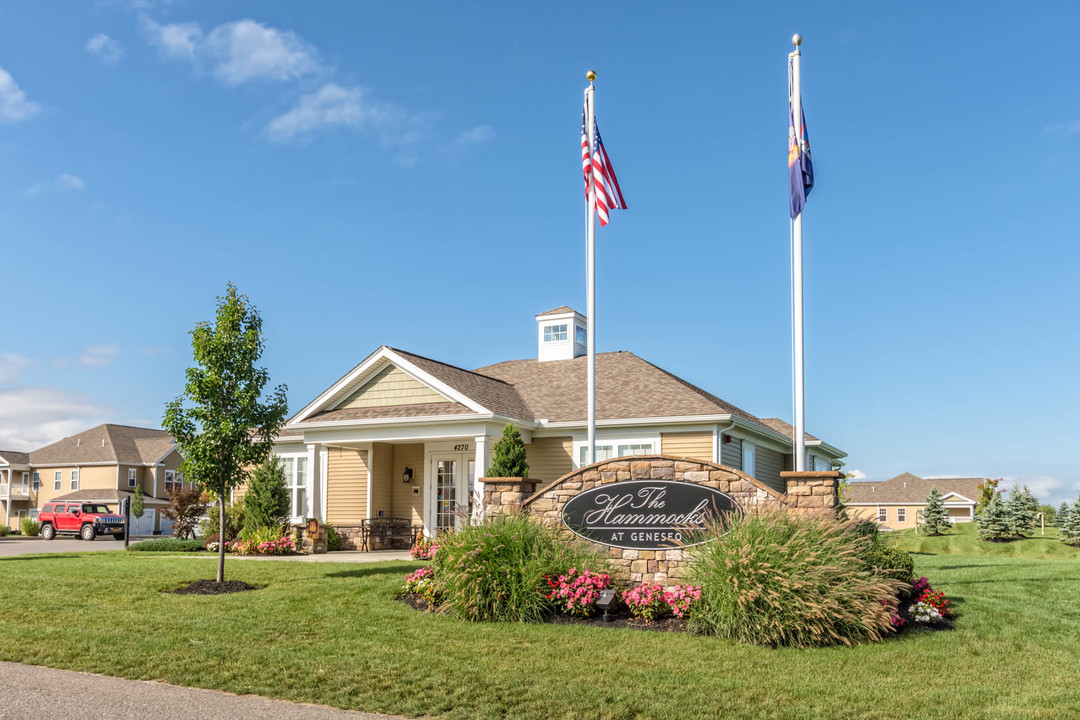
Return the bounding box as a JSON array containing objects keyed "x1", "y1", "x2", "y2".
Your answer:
[
  {"x1": 266, "y1": 82, "x2": 427, "y2": 146},
  {"x1": 0, "y1": 66, "x2": 40, "y2": 123},
  {"x1": 141, "y1": 16, "x2": 202, "y2": 60},
  {"x1": 1045, "y1": 120, "x2": 1080, "y2": 135},
  {"x1": 25, "y1": 173, "x2": 87, "y2": 197},
  {"x1": 143, "y1": 17, "x2": 322, "y2": 85},
  {"x1": 86, "y1": 33, "x2": 124, "y2": 64},
  {"x1": 0, "y1": 354, "x2": 33, "y2": 384},
  {"x1": 846, "y1": 469, "x2": 867, "y2": 480},
  {"x1": 79, "y1": 344, "x2": 119, "y2": 367},
  {"x1": 266, "y1": 83, "x2": 389, "y2": 141},
  {"x1": 0, "y1": 387, "x2": 110, "y2": 451},
  {"x1": 456, "y1": 125, "x2": 493, "y2": 146}
]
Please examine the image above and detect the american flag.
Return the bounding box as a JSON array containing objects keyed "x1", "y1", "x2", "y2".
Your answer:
[{"x1": 581, "y1": 96, "x2": 626, "y2": 227}]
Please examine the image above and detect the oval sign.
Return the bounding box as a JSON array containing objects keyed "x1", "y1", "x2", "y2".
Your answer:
[{"x1": 561, "y1": 480, "x2": 743, "y2": 550}]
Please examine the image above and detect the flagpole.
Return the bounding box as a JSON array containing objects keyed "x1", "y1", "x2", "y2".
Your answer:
[
  {"x1": 585, "y1": 70, "x2": 597, "y2": 465},
  {"x1": 789, "y1": 34, "x2": 806, "y2": 472}
]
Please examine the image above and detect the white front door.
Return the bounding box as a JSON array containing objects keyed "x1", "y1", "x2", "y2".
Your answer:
[{"x1": 432, "y1": 456, "x2": 464, "y2": 534}]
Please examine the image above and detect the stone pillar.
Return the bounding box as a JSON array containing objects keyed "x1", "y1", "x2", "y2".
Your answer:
[
  {"x1": 780, "y1": 470, "x2": 842, "y2": 514},
  {"x1": 481, "y1": 477, "x2": 538, "y2": 517},
  {"x1": 301, "y1": 522, "x2": 328, "y2": 554}
]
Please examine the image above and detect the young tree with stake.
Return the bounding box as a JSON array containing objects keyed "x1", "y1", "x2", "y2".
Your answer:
[{"x1": 163, "y1": 284, "x2": 288, "y2": 583}]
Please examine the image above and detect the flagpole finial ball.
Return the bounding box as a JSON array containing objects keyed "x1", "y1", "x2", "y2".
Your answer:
[
  {"x1": 586, "y1": 70, "x2": 597, "y2": 82},
  {"x1": 792, "y1": 33, "x2": 802, "y2": 47}
]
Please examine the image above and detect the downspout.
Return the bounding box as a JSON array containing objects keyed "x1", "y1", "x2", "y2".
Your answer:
[{"x1": 715, "y1": 419, "x2": 737, "y2": 466}]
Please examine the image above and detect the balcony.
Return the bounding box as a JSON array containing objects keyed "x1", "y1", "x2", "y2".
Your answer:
[{"x1": 0, "y1": 483, "x2": 31, "y2": 499}]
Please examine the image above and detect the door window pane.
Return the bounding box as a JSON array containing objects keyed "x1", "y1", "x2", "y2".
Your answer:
[{"x1": 436, "y1": 460, "x2": 458, "y2": 532}]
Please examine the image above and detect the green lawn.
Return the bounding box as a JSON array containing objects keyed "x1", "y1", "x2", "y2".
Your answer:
[
  {"x1": 888, "y1": 519, "x2": 1080, "y2": 558},
  {"x1": 1, "y1": 542, "x2": 1078, "y2": 720}
]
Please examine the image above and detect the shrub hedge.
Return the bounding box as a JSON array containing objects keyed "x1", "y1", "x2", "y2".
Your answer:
[
  {"x1": 432, "y1": 513, "x2": 608, "y2": 623},
  {"x1": 127, "y1": 538, "x2": 205, "y2": 552},
  {"x1": 687, "y1": 508, "x2": 904, "y2": 647}
]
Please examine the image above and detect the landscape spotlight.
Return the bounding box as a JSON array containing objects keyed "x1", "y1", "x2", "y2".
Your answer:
[{"x1": 597, "y1": 589, "x2": 617, "y2": 622}]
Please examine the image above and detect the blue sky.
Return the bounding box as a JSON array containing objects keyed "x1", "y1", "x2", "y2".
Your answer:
[{"x1": 1, "y1": 2, "x2": 1077, "y2": 504}]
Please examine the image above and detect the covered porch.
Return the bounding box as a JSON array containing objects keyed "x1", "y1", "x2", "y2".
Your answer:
[{"x1": 278, "y1": 423, "x2": 516, "y2": 550}]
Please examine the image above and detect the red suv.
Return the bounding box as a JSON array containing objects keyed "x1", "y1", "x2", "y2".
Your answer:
[{"x1": 39, "y1": 503, "x2": 126, "y2": 541}]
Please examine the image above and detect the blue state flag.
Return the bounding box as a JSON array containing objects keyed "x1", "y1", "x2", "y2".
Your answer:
[{"x1": 788, "y1": 101, "x2": 814, "y2": 219}]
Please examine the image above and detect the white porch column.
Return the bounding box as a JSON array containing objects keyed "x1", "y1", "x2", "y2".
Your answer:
[
  {"x1": 306, "y1": 443, "x2": 323, "y2": 521},
  {"x1": 4, "y1": 469, "x2": 10, "y2": 529},
  {"x1": 319, "y1": 446, "x2": 329, "y2": 521},
  {"x1": 474, "y1": 435, "x2": 492, "y2": 520}
]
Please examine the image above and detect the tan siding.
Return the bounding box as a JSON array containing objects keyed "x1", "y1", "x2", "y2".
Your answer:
[
  {"x1": 369, "y1": 443, "x2": 393, "y2": 518},
  {"x1": 525, "y1": 436, "x2": 573, "y2": 485},
  {"x1": 338, "y1": 365, "x2": 446, "y2": 409},
  {"x1": 660, "y1": 432, "x2": 713, "y2": 462},
  {"x1": 78, "y1": 465, "x2": 117, "y2": 490},
  {"x1": 847, "y1": 503, "x2": 974, "y2": 531},
  {"x1": 755, "y1": 446, "x2": 785, "y2": 494},
  {"x1": 391, "y1": 444, "x2": 425, "y2": 525},
  {"x1": 720, "y1": 438, "x2": 742, "y2": 469},
  {"x1": 326, "y1": 446, "x2": 368, "y2": 525}
]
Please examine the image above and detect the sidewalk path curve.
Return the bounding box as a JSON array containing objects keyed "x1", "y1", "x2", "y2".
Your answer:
[{"x1": 0, "y1": 661, "x2": 407, "y2": 720}]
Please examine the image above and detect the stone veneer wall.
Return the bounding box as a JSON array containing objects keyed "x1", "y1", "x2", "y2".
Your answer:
[{"x1": 515, "y1": 456, "x2": 784, "y2": 586}]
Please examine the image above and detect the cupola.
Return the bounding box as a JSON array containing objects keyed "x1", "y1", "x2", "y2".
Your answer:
[{"x1": 535, "y1": 306, "x2": 587, "y2": 362}]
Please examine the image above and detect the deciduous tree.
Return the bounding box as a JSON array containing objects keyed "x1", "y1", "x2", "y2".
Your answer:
[
  {"x1": 163, "y1": 283, "x2": 288, "y2": 583},
  {"x1": 975, "y1": 477, "x2": 1001, "y2": 515},
  {"x1": 161, "y1": 487, "x2": 209, "y2": 539}
]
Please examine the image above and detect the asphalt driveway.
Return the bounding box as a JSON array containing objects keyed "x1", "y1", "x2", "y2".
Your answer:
[
  {"x1": 0, "y1": 535, "x2": 131, "y2": 556},
  {"x1": 0, "y1": 662, "x2": 403, "y2": 719}
]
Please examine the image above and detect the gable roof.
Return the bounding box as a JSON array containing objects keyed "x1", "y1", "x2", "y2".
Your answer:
[
  {"x1": 846, "y1": 473, "x2": 985, "y2": 505},
  {"x1": 391, "y1": 349, "x2": 535, "y2": 421},
  {"x1": 29, "y1": 424, "x2": 177, "y2": 466},
  {"x1": 0, "y1": 450, "x2": 30, "y2": 466},
  {"x1": 475, "y1": 351, "x2": 768, "y2": 425}
]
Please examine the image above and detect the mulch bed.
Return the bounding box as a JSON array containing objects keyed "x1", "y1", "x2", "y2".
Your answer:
[
  {"x1": 397, "y1": 593, "x2": 688, "y2": 632},
  {"x1": 167, "y1": 580, "x2": 261, "y2": 595}
]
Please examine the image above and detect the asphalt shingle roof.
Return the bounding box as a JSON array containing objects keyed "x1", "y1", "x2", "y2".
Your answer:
[
  {"x1": 846, "y1": 473, "x2": 985, "y2": 504},
  {"x1": 0, "y1": 450, "x2": 30, "y2": 465},
  {"x1": 29, "y1": 425, "x2": 177, "y2": 466}
]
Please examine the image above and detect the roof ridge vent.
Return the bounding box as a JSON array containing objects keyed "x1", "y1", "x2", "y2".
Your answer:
[{"x1": 77, "y1": 438, "x2": 81, "y2": 446}]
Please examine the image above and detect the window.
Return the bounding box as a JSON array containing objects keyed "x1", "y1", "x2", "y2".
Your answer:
[
  {"x1": 54, "y1": 471, "x2": 62, "y2": 491},
  {"x1": 279, "y1": 456, "x2": 310, "y2": 520},
  {"x1": 70, "y1": 469, "x2": 79, "y2": 491},
  {"x1": 543, "y1": 324, "x2": 568, "y2": 342},
  {"x1": 812, "y1": 455, "x2": 831, "y2": 472},
  {"x1": 576, "y1": 439, "x2": 656, "y2": 468},
  {"x1": 164, "y1": 470, "x2": 184, "y2": 494},
  {"x1": 31, "y1": 472, "x2": 40, "y2": 491},
  {"x1": 742, "y1": 441, "x2": 756, "y2": 478},
  {"x1": 128, "y1": 469, "x2": 137, "y2": 488},
  {"x1": 575, "y1": 325, "x2": 587, "y2": 345},
  {"x1": 897, "y1": 508, "x2": 907, "y2": 522},
  {"x1": 878, "y1": 507, "x2": 887, "y2": 523},
  {"x1": 43, "y1": 505, "x2": 54, "y2": 514},
  {"x1": 29, "y1": 508, "x2": 39, "y2": 520}
]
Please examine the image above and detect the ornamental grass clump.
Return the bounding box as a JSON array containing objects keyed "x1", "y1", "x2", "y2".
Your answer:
[
  {"x1": 687, "y1": 507, "x2": 905, "y2": 648},
  {"x1": 432, "y1": 513, "x2": 607, "y2": 623}
]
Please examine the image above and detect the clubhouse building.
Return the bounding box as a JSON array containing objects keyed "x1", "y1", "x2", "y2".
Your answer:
[{"x1": 268, "y1": 307, "x2": 846, "y2": 544}]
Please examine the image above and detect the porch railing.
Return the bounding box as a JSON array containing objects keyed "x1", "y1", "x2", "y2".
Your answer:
[{"x1": 0, "y1": 483, "x2": 31, "y2": 498}]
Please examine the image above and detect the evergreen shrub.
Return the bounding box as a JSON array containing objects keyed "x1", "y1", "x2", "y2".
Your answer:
[
  {"x1": 201, "y1": 501, "x2": 246, "y2": 544},
  {"x1": 919, "y1": 488, "x2": 952, "y2": 536},
  {"x1": 976, "y1": 491, "x2": 1011, "y2": 541},
  {"x1": 432, "y1": 513, "x2": 606, "y2": 623},
  {"x1": 687, "y1": 508, "x2": 903, "y2": 648},
  {"x1": 244, "y1": 457, "x2": 291, "y2": 532},
  {"x1": 486, "y1": 425, "x2": 529, "y2": 478},
  {"x1": 128, "y1": 538, "x2": 205, "y2": 552},
  {"x1": 1059, "y1": 501, "x2": 1080, "y2": 547}
]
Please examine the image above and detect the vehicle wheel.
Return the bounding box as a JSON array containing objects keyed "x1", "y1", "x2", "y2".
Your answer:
[
  {"x1": 41, "y1": 523, "x2": 56, "y2": 540},
  {"x1": 113, "y1": 532, "x2": 126, "y2": 541},
  {"x1": 81, "y1": 524, "x2": 97, "y2": 541}
]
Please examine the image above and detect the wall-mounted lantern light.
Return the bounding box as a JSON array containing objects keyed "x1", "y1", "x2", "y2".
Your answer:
[{"x1": 402, "y1": 467, "x2": 414, "y2": 484}]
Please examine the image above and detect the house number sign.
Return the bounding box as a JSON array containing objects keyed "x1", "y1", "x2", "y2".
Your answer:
[{"x1": 561, "y1": 481, "x2": 742, "y2": 550}]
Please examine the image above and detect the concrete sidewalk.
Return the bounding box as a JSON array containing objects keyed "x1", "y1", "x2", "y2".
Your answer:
[{"x1": 0, "y1": 662, "x2": 405, "y2": 720}]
